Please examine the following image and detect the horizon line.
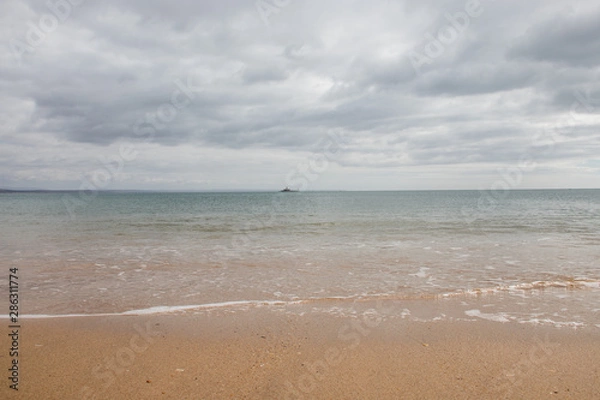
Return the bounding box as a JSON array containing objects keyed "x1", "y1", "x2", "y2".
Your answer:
[{"x1": 2, "y1": 187, "x2": 599, "y2": 193}]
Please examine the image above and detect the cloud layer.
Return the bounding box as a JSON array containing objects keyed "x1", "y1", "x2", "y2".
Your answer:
[{"x1": 1, "y1": 0, "x2": 599, "y2": 190}]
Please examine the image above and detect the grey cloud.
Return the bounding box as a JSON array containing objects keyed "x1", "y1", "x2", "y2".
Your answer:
[
  {"x1": 1, "y1": 0, "x2": 599, "y2": 190},
  {"x1": 507, "y1": 7, "x2": 600, "y2": 67},
  {"x1": 242, "y1": 66, "x2": 289, "y2": 84},
  {"x1": 415, "y1": 65, "x2": 537, "y2": 96}
]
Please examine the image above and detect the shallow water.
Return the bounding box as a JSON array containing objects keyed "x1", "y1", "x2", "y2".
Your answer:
[{"x1": 1, "y1": 190, "x2": 599, "y2": 327}]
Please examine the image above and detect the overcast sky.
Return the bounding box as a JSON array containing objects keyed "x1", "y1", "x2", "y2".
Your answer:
[{"x1": 1, "y1": 0, "x2": 599, "y2": 191}]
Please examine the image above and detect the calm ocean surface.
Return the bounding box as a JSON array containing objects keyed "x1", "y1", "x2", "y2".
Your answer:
[{"x1": 1, "y1": 190, "x2": 599, "y2": 327}]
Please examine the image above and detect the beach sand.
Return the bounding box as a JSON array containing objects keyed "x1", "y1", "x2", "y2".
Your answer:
[{"x1": 3, "y1": 304, "x2": 599, "y2": 399}]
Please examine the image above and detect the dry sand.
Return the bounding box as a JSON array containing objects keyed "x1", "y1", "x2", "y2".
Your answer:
[{"x1": 2, "y1": 306, "x2": 599, "y2": 399}]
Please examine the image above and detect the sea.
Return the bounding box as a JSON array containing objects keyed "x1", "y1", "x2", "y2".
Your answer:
[{"x1": 1, "y1": 190, "x2": 599, "y2": 328}]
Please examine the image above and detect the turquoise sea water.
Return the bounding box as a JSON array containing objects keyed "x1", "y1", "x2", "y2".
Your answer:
[{"x1": 1, "y1": 190, "x2": 599, "y2": 327}]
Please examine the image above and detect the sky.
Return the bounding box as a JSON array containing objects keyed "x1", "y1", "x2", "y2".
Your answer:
[{"x1": 1, "y1": 0, "x2": 599, "y2": 191}]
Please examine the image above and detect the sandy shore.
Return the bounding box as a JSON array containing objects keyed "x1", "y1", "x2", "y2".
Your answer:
[{"x1": 2, "y1": 305, "x2": 599, "y2": 399}]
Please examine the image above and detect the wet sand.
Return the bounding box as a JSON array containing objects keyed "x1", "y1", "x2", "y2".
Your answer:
[{"x1": 3, "y1": 306, "x2": 600, "y2": 399}]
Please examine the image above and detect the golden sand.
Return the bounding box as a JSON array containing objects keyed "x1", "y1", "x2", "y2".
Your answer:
[{"x1": 3, "y1": 307, "x2": 599, "y2": 399}]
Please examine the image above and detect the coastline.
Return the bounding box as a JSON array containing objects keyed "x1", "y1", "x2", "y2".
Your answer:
[{"x1": 3, "y1": 304, "x2": 599, "y2": 399}]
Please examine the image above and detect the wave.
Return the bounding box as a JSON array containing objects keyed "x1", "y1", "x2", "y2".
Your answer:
[
  {"x1": 18, "y1": 300, "x2": 303, "y2": 319},
  {"x1": 12, "y1": 278, "x2": 600, "y2": 319},
  {"x1": 438, "y1": 278, "x2": 600, "y2": 298}
]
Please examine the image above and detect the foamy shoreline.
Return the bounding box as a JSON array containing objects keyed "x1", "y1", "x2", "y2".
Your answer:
[{"x1": 8, "y1": 285, "x2": 600, "y2": 331}]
